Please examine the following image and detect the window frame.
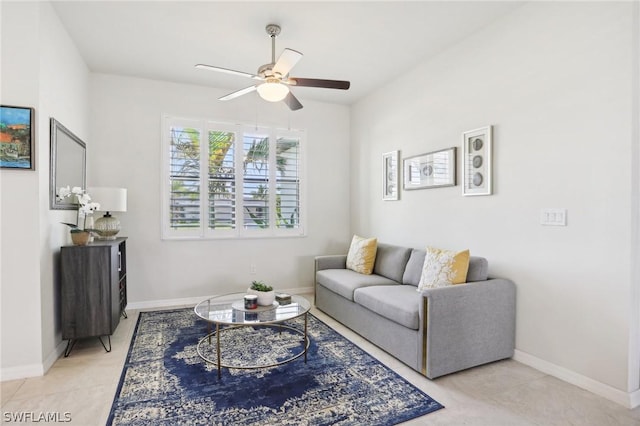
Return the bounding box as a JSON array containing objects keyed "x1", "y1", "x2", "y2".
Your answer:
[{"x1": 161, "y1": 115, "x2": 306, "y2": 240}]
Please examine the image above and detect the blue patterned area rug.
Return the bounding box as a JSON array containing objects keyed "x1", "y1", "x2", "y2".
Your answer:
[{"x1": 107, "y1": 308, "x2": 443, "y2": 425}]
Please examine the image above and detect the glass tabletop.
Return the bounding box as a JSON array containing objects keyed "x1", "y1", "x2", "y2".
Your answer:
[{"x1": 194, "y1": 293, "x2": 310, "y2": 326}]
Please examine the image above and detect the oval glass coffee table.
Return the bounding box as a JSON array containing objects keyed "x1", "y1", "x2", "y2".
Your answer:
[{"x1": 194, "y1": 293, "x2": 311, "y2": 378}]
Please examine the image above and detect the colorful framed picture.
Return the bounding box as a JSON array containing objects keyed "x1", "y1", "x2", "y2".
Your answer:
[
  {"x1": 0, "y1": 105, "x2": 35, "y2": 170},
  {"x1": 382, "y1": 150, "x2": 399, "y2": 200},
  {"x1": 462, "y1": 126, "x2": 492, "y2": 196},
  {"x1": 403, "y1": 147, "x2": 456, "y2": 190}
]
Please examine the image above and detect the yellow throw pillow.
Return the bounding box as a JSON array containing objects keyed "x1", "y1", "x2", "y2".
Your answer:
[
  {"x1": 417, "y1": 247, "x2": 470, "y2": 290},
  {"x1": 346, "y1": 235, "x2": 378, "y2": 275}
]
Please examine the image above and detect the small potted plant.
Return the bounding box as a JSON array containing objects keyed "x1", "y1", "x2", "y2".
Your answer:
[
  {"x1": 57, "y1": 186, "x2": 100, "y2": 246},
  {"x1": 247, "y1": 280, "x2": 275, "y2": 306}
]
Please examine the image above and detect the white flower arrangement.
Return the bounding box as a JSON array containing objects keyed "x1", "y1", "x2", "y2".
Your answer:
[{"x1": 57, "y1": 186, "x2": 100, "y2": 232}]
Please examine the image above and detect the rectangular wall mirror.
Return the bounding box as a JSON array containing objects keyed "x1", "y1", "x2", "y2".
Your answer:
[{"x1": 50, "y1": 118, "x2": 86, "y2": 210}]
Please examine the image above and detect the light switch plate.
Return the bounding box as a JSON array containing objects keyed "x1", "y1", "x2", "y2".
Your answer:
[{"x1": 540, "y1": 208, "x2": 567, "y2": 226}]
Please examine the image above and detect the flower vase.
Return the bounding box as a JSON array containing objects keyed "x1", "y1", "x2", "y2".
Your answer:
[
  {"x1": 85, "y1": 216, "x2": 95, "y2": 242},
  {"x1": 247, "y1": 288, "x2": 276, "y2": 306},
  {"x1": 71, "y1": 231, "x2": 91, "y2": 246}
]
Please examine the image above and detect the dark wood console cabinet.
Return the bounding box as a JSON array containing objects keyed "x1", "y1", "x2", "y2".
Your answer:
[{"x1": 60, "y1": 237, "x2": 127, "y2": 356}]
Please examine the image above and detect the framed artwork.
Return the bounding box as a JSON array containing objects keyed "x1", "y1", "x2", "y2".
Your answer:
[
  {"x1": 462, "y1": 126, "x2": 492, "y2": 196},
  {"x1": 0, "y1": 105, "x2": 35, "y2": 170},
  {"x1": 403, "y1": 147, "x2": 456, "y2": 190},
  {"x1": 382, "y1": 150, "x2": 399, "y2": 200}
]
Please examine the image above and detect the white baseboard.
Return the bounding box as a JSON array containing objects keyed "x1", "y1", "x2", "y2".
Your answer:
[
  {"x1": 126, "y1": 286, "x2": 313, "y2": 311},
  {"x1": 630, "y1": 388, "x2": 640, "y2": 409},
  {"x1": 44, "y1": 340, "x2": 67, "y2": 371},
  {"x1": 126, "y1": 295, "x2": 212, "y2": 311},
  {"x1": 514, "y1": 349, "x2": 639, "y2": 409},
  {"x1": 1, "y1": 337, "x2": 72, "y2": 382},
  {"x1": 0, "y1": 363, "x2": 44, "y2": 382}
]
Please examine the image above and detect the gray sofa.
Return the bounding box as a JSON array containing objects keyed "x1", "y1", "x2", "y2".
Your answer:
[{"x1": 314, "y1": 243, "x2": 516, "y2": 379}]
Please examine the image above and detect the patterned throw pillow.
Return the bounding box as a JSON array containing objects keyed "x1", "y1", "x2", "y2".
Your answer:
[
  {"x1": 346, "y1": 235, "x2": 378, "y2": 275},
  {"x1": 417, "y1": 247, "x2": 470, "y2": 290}
]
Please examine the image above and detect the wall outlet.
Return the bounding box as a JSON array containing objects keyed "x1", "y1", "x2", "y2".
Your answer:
[
  {"x1": 540, "y1": 208, "x2": 567, "y2": 226},
  {"x1": 249, "y1": 264, "x2": 257, "y2": 275}
]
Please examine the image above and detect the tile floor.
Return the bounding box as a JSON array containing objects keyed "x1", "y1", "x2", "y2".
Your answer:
[{"x1": 2, "y1": 299, "x2": 640, "y2": 425}]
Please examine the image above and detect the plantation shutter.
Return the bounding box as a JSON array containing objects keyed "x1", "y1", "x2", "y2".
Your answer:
[
  {"x1": 207, "y1": 128, "x2": 236, "y2": 230},
  {"x1": 242, "y1": 131, "x2": 270, "y2": 230},
  {"x1": 168, "y1": 123, "x2": 201, "y2": 231},
  {"x1": 275, "y1": 135, "x2": 300, "y2": 230},
  {"x1": 163, "y1": 116, "x2": 305, "y2": 239}
]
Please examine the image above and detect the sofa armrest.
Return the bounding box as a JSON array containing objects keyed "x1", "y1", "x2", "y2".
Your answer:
[
  {"x1": 419, "y1": 278, "x2": 516, "y2": 379},
  {"x1": 315, "y1": 255, "x2": 347, "y2": 271}
]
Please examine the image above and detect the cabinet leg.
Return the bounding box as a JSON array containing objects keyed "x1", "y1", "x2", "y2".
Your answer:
[
  {"x1": 98, "y1": 335, "x2": 112, "y2": 353},
  {"x1": 63, "y1": 339, "x2": 76, "y2": 357},
  {"x1": 64, "y1": 336, "x2": 111, "y2": 357},
  {"x1": 121, "y1": 310, "x2": 128, "y2": 319}
]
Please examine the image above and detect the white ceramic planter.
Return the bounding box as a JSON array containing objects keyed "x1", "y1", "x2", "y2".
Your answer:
[{"x1": 247, "y1": 288, "x2": 276, "y2": 306}]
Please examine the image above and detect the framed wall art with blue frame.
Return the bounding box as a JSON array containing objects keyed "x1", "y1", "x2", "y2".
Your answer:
[{"x1": 0, "y1": 105, "x2": 35, "y2": 170}]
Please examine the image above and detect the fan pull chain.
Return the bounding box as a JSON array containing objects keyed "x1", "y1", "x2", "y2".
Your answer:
[{"x1": 255, "y1": 108, "x2": 259, "y2": 131}]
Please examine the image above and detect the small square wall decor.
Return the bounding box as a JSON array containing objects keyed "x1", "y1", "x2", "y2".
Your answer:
[
  {"x1": 382, "y1": 150, "x2": 399, "y2": 200},
  {"x1": 462, "y1": 126, "x2": 492, "y2": 196},
  {"x1": 0, "y1": 105, "x2": 35, "y2": 170}
]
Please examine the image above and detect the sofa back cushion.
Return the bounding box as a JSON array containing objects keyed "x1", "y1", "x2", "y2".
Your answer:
[
  {"x1": 402, "y1": 249, "x2": 426, "y2": 286},
  {"x1": 467, "y1": 256, "x2": 489, "y2": 282},
  {"x1": 372, "y1": 243, "x2": 412, "y2": 283},
  {"x1": 402, "y1": 248, "x2": 489, "y2": 286}
]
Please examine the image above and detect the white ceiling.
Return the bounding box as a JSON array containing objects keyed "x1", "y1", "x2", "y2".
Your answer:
[{"x1": 52, "y1": 1, "x2": 524, "y2": 106}]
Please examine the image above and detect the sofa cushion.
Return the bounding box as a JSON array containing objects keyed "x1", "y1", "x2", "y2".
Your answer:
[
  {"x1": 346, "y1": 235, "x2": 378, "y2": 275},
  {"x1": 403, "y1": 249, "x2": 489, "y2": 285},
  {"x1": 353, "y1": 285, "x2": 422, "y2": 330},
  {"x1": 316, "y1": 269, "x2": 397, "y2": 301},
  {"x1": 402, "y1": 249, "x2": 426, "y2": 286},
  {"x1": 467, "y1": 256, "x2": 489, "y2": 282},
  {"x1": 373, "y1": 243, "x2": 412, "y2": 283}
]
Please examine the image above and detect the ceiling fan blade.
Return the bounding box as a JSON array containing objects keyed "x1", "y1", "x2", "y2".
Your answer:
[
  {"x1": 283, "y1": 92, "x2": 303, "y2": 111},
  {"x1": 286, "y1": 77, "x2": 351, "y2": 90},
  {"x1": 195, "y1": 64, "x2": 262, "y2": 80},
  {"x1": 287, "y1": 77, "x2": 350, "y2": 90},
  {"x1": 219, "y1": 85, "x2": 257, "y2": 101},
  {"x1": 272, "y1": 49, "x2": 303, "y2": 77}
]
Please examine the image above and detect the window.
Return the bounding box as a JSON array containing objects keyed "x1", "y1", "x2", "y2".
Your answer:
[{"x1": 162, "y1": 116, "x2": 305, "y2": 239}]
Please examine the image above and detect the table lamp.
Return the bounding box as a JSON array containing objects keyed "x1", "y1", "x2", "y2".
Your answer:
[{"x1": 88, "y1": 187, "x2": 127, "y2": 240}]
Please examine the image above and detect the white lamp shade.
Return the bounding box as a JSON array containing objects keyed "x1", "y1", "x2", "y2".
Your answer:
[
  {"x1": 88, "y1": 187, "x2": 127, "y2": 212},
  {"x1": 256, "y1": 82, "x2": 289, "y2": 102}
]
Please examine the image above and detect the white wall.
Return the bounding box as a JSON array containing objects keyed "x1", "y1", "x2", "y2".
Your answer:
[
  {"x1": 88, "y1": 74, "x2": 350, "y2": 306},
  {"x1": 351, "y1": 1, "x2": 638, "y2": 403},
  {"x1": 37, "y1": 1, "x2": 90, "y2": 368},
  {"x1": 1, "y1": 1, "x2": 43, "y2": 376},
  {"x1": 0, "y1": 1, "x2": 90, "y2": 378}
]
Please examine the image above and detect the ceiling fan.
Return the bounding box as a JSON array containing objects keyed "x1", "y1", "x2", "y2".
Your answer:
[{"x1": 195, "y1": 24, "x2": 350, "y2": 111}]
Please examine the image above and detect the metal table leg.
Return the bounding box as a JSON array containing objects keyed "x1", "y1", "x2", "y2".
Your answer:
[
  {"x1": 304, "y1": 312, "x2": 308, "y2": 363},
  {"x1": 216, "y1": 323, "x2": 221, "y2": 379}
]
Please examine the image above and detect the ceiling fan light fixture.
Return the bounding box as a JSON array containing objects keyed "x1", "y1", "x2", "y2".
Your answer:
[
  {"x1": 256, "y1": 80, "x2": 289, "y2": 102},
  {"x1": 195, "y1": 24, "x2": 350, "y2": 111}
]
